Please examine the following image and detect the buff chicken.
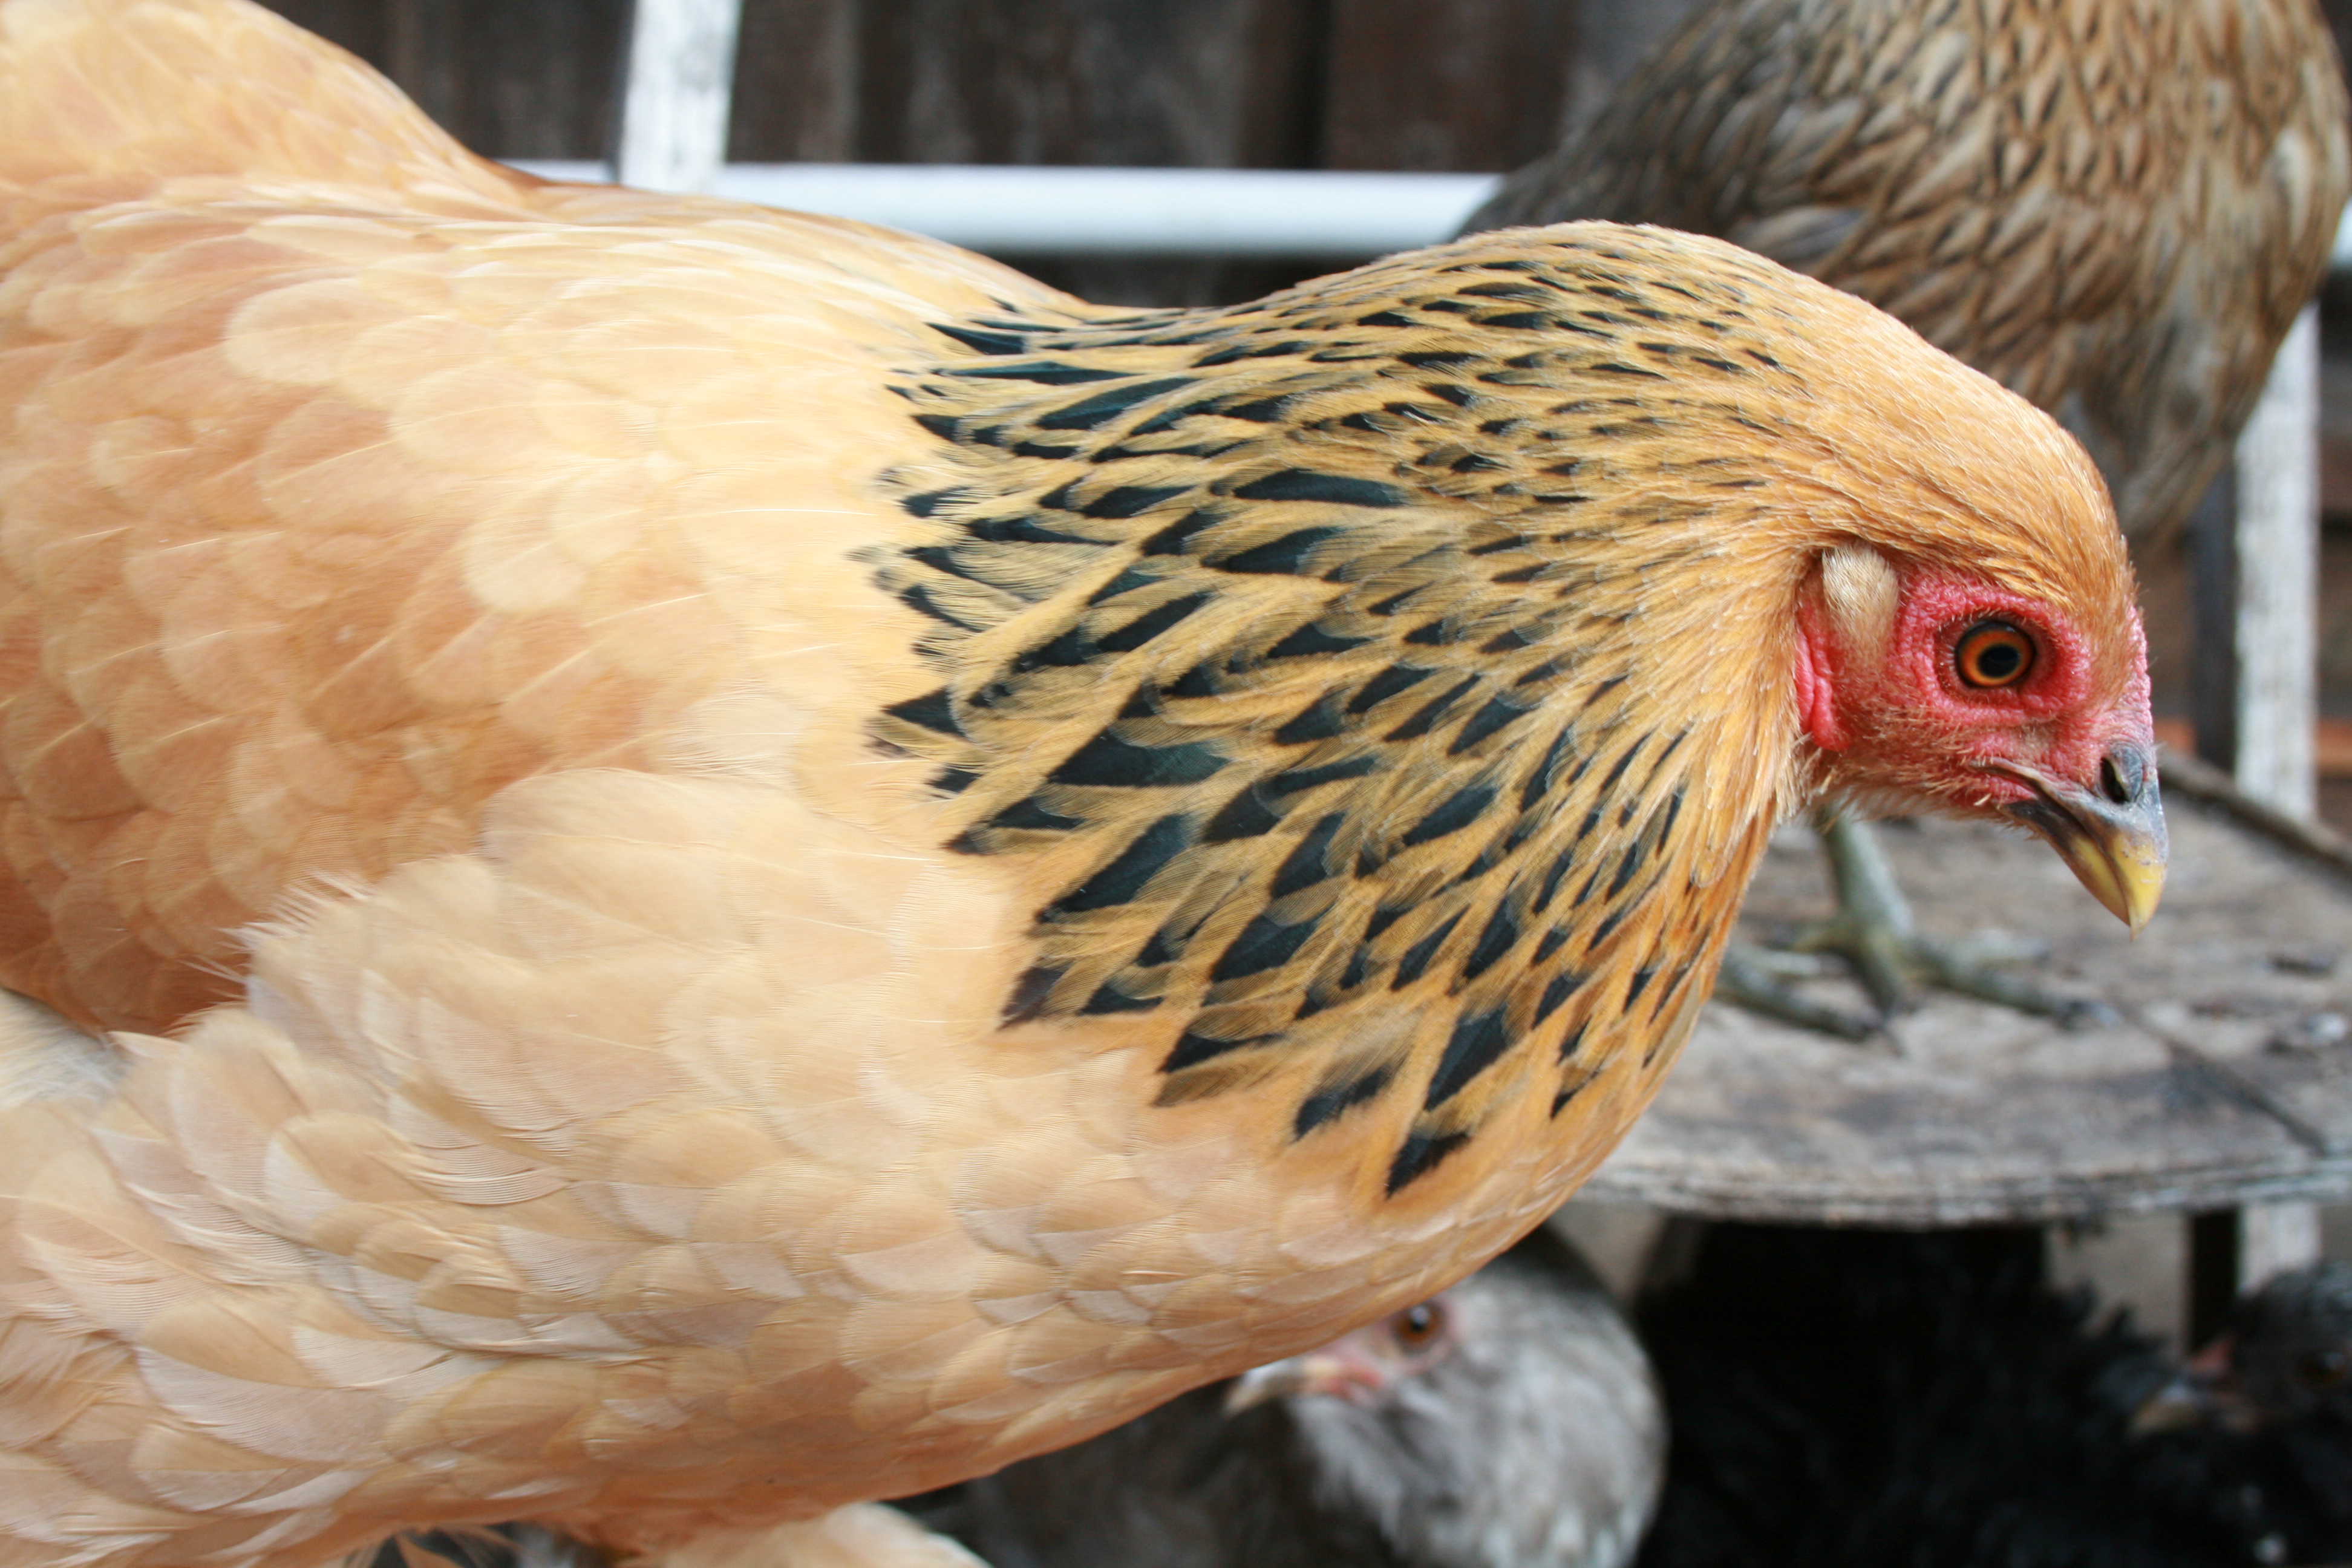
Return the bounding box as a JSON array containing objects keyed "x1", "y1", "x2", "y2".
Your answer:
[
  {"x1": 0, "y1": 1, "x2": 2161, "y2": 1565},
  {"x1": 1471, "y1": 0, "x2": 2350, "y2": 1031}
]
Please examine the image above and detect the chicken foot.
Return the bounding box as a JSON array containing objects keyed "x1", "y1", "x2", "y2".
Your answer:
[{"x1": 1717, "y1": 811, "x2": 2115, "y2": 1039}]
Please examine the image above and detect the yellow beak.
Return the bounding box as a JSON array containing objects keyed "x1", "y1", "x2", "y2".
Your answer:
[{"x1": 1990, "y1": 746, "x2": 2167, "y2": 933}]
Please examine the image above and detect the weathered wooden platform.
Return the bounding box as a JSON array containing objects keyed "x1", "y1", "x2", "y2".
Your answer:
[{"x1": 1583, "y1": 767, "x2": 2352, "y2": 1225}]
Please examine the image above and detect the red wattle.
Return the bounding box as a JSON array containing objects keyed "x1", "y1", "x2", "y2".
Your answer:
[{"x1": 1793, "y1": 609, "x2": 1846, "y2": 751}]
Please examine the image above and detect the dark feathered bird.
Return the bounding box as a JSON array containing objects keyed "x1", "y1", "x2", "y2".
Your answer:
[
  {"x1": 903, "y1": 1229, "x2": 1664, "y2": 1568},
  {"x1": 1635, "y1": 1226, "x2": 2352, "y2": 1568},
  {"x1": 367, "y1": 1512, "x2": 983, "y2": 1568},
  {"x1": 2137, "y1": 1261, "x2": 2352, "y2": 1563}
]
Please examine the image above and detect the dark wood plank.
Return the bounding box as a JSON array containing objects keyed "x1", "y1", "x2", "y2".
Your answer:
[
  {"x1": 729, "y1": 0, "x2": 860, "y2": 163},
  {"x1": 256, "y1": 0, "x2": 385, "y2": 70},
  {"x1": 2191, "y1": 471, "x2": 2245, "y2": 768},
  {"x1": 1322, "y1": 0, "x2": 1578, "y2": 171},
  {"x1": 257, "y1": 0, "x2": 622, "y2": 160},
  {"x1": 2323, "y1": 0, "x2": 2352, "y2": 102},
  {"x1": 384, "y1": 0, "x2": 464, "y2": 136},
  {"x1": 827, "y1": 0, "x2": 1330, "y2": 305},
  {"x1": 848, "y1": 0, "x2": 1319, "y2": 168}
]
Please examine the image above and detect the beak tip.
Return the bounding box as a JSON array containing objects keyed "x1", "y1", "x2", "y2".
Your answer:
[
  {"x1": 1999, "y1": 766, "x2": 2166, "y2": 936},
  {"x1": 1221, "y1": 1376, "x2": 1275, "y2": 1417},
  {"x1": 2043, "y1": 831, "x2": 2165, "y2": 935},
  {"x1": 2108, "y1": 874, "x2": 2160, "y2": 936},
  {"x1": 2114, "y1": 851, "x2": 2165, "y2": 935}
]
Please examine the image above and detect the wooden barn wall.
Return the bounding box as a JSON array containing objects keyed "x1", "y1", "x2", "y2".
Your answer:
[
  {"x1": 259, "y1": 0, "x2": 1622, "y2": 170},
  {"x1": 264, "y1": 0, "x2": 629, "y2": 162},
  {"x1": 256, "y1": 0, "x2": 1676, "y2": 300},
  {"x1": 244, "y1": 1, "x2": 2352, "y2": 276}
]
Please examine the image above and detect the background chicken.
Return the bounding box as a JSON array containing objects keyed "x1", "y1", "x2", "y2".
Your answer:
[
  {"x1": 905, "y1": 1229, "x2": 1662, "y2": 1568},
  {"x1": 0, "y1": 1, "x2": 2158, "y2": 1564},
  {"x1": 2137, "y1": 1260, "x2": 2352, "y2": 1561},
  {"x1": 1469, "y1": 0, "x2": 2351, "y2": 1031}
]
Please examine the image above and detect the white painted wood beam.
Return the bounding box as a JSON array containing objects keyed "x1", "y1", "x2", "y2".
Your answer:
[
  {"x1": 612, "y1": 0, "x2": 742, "y2": 194},
  {"x1": 2228, "y1": 304, "x2": 2327, "y2": 1284},
  {"x1": 512, "y1": 162, "x2": 1506, "y2": 258},
  {"x1": 2240, "y1": 1201, "x2": 2325, "y2": 1292},
  {"x1": 2233, "y1": 305, "x2": 2322, "y2": 820}
]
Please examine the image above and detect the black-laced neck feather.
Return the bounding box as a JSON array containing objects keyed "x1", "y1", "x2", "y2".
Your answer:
[{"x1": 871, "y1": 232, "x2": 1869, "y2": 1195}]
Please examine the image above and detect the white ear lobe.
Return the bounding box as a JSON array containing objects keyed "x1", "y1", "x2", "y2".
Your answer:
[{"x1": 1819, "y1": 544, "x2": 1899, "y2": 659}]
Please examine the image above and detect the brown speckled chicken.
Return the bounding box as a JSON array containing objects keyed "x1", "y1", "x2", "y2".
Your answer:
[
  {"x1": 0, "y1": 2, "x2": 2160, "y2": 1565},
  {"x1": 1473, "y1": 0, "x2": 2351, "y2": 544},
  {"x1": 1470, "y1": 0, "x2": 2348, "y2": 1028}
]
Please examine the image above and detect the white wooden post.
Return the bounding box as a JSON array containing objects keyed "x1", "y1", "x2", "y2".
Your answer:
[
  {"x1": 613, "y1": 0, "x2": 743, "y2": 194},
  {"x1": 2239, "y1": 1201, "x2": 2324, "y2": 1292},
  {"x1": 2050, "y1": 1215, "x2": 2190, "y2": 1351},
  {"x1": 2233, "y1": 305, "x2": 2321, "y2": 818},
  {"x1": 2230, "y1": 302, "x2": 2326, "y2": 1289}
]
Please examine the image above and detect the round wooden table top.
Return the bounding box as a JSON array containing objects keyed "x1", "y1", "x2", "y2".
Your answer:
[{"x1": 1585, "y1": 770, "x2": 2352, "y2": 1225}]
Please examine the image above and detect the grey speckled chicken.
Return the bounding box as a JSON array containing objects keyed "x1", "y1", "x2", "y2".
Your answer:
[
  {"x1": 903, "y1": 1229, "x2": 1664, "y2": 1568},
  {"x1": 1467, "y1": 0, "x2": 2351, "y2": 1033}
]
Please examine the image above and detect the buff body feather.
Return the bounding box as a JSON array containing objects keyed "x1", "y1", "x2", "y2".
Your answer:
[{"x1": 0, "y1": 1, "x2": 2138, "y2": 1564}]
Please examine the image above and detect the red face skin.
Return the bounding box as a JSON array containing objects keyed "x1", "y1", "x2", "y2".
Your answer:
[{"x1": 1793, "y1": 567, "x2": 2154, "y2": 820}]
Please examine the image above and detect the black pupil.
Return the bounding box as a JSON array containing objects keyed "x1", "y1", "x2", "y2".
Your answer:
[
  {"x1": 1973, "y1": 639, "x2": 2022, "y2": 681},
  {"x1": 1403, "y1": 1307, "x2": 1433, "y2": 1338}
]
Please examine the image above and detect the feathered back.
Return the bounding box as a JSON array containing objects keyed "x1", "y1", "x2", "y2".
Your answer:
[
  {"x1": 0, "y1": 0, "x2": 1069, "y2": 1029},
  {"x1": 0, "y1": 0, "x2": 521, "y2": 209}
]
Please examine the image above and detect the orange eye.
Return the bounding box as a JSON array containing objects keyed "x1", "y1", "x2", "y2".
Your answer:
[
  {"x1": 1390, "y1": 1301, "x2": 1446, "y2": 1350},
  {"x1": 1955, "y1": 621, "x2": 2035, "y2": 688}
]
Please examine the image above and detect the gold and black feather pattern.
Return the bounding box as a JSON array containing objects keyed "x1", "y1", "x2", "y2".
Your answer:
[{"x1": 869, "y1": 238, "x2": 1799, "y2": 1192}]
